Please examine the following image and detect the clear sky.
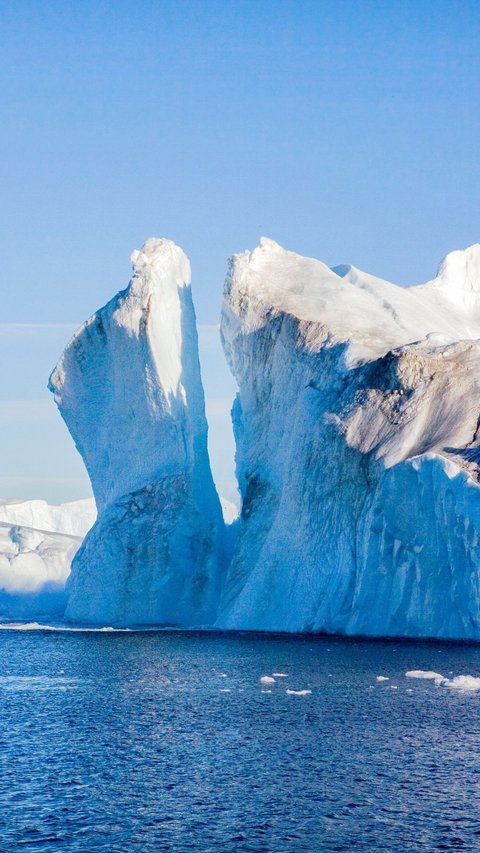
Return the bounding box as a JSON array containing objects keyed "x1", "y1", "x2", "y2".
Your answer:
[{"x1": 1, "y1": 0, "x2": 479, "y2": 503}]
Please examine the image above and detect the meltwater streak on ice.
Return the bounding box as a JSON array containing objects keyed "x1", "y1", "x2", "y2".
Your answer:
[
  {"x1": 49, "y1": 238, "x2": 225, "y2": 628},
  {"x1": 217, "y1": 238, "x2": 480, "y2": 639}
]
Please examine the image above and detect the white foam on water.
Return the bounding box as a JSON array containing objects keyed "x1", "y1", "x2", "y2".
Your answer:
[
  {"x1": 0, "y1": 622, "x2": 131, "y2": 632},
  {"x1": 286, "y1": 689, "x2": 312, "y2": 696},
  {"x1": 0, "y1": 675, "x2": 80, "y2": 691}
]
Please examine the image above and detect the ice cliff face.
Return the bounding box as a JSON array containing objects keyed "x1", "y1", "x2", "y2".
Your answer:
[
  {"x1": 49, "y1": 239, "x2": 224, "y2": 626},
  {"x1": 217, "y1": 238, "x2": 480, "y2": 640}
]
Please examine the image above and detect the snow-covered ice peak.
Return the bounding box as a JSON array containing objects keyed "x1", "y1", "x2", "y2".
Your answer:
[
  {"x1": 432, "y1": 243, "x2": 480, "y2": 310},
  {"x1": 49, "y1": 237, "x2": 225, "y2": 627},
  {"x1": 130, "y1": 237, "x2": 191, "y2": 288},
  {"x1": 223, "y1": 237, "x2": 480, "y2": 367}
]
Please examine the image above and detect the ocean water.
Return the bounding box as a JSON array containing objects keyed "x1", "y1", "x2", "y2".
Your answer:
[{"x1": 1, "y1": 629, "x2": 480, "y2": 852}]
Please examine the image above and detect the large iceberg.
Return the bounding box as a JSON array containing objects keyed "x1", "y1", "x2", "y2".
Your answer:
[
  {"x1": 216, "y1": 238, "x2": 480, "y2": 639},
  {"x1": 49, "y1": 239, "x2": 224, "y2": 626}
]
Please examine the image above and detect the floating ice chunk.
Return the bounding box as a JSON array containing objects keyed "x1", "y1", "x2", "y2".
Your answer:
[
  {"x1": 219, "y1": 688, "x2": 231, "y2": 693},
  {"x1": 286, "y1": 689, "x2": 312, "y2": 696},
  {"x1": 405, "y1": 670, "x2": 445, "y2": 681},
  {"x1": 260, "y1": 675, "x2": 276, "y2": 684},
  {"x1": 390, "y1": 685, "x2": 398, "y2": 690},
  {"x1": 272, "y1": 672, "x2": 288, "y2": 677},
  {"x1": 376, "y1": 676, "x2": 389, "y2": 682},
  {"x1": 441, "y1": 675, "x2": 480, "y2": 691}
]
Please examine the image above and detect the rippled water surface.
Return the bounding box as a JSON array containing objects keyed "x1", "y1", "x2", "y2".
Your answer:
[{"x1": 1, "y1": 629, "x2": 480, "y2": 851}]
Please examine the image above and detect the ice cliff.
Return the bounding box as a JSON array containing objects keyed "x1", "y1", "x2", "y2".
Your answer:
[
  {"x1": 49, "y1": 239, "x2": 224, "y2": 626},
  {"x1": 217, "y1": 238, "x2": 480, "y2": 640}
]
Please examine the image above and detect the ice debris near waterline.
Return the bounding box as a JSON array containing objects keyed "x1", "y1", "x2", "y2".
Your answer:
[
  {"x1": 405, "y1": 670, "x2": 480, "y2": 691},
  {"x1": 41, "y1": 235, "x2": 480, "y2": 639},
  {"x1": 49, "y1": 239, "x2": 225, "y2": 626}
]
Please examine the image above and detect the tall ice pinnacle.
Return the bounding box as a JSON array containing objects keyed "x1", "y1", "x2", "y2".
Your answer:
[{"x1": 49, "y1": 238, "x2": 225, "y2": 626}]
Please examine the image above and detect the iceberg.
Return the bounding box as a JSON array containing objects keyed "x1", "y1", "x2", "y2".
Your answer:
[
  {"x1": 0, "y1": 498, "x2": 96, "y2": 621},
  {"x1": 49, "y1": 238, "x2": 225, "y2": 627},
  {"x1": 216, "y1": 238, "x2": 480, "y2": 640}
]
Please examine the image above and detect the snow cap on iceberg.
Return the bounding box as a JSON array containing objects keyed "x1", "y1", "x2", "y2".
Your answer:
[{"x1": 223, "y1": 237, "x2": 480, "y2": 367}]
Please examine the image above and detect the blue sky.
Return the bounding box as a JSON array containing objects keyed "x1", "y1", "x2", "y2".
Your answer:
[{"x1": 1, "y1": 0, "x2": 479, "y2": 502}]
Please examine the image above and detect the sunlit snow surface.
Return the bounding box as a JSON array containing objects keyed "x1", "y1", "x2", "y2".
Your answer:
[
  {"x1": 2, "y1": 630, "x2": 480, "y2": 851},
  {"x1": 218, "y1": 238, "x2": 480, "y2": 639}
]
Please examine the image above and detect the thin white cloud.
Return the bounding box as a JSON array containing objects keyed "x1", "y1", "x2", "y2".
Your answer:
[
  {"x1": 0, "y1": 322, "x2": 219, "y2": 330},
  {"x1": 0, "y1": 323, "x2": 78, "y2": 329}
]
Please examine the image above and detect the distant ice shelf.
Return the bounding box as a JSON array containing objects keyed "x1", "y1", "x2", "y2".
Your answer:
[{"x1": 0, "y1": 498, "x2": 95, "y2": 621}]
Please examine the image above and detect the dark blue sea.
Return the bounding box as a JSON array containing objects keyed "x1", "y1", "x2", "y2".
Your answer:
[{"x1": 1, "y1": 628, "x2": 480, "y2": 852}]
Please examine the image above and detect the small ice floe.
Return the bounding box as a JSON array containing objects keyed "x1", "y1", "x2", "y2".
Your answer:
[
  {"x1": 272, "y1": 672, "x2": 288, "y2": 678},
  {"x1": 405, "y1": 670, "x2": 445, "y2": 684},
  {"x1": 286, "y1": 689, "x2": 312, "y2": 696},
  {"x1": 261, "y1": 689, "x2": 272, "y2": 694},
  {"x1": 405, "y1": 670, "x2": 480, "y2": 691},
  {"x1": 390, "y1": 685, "x2": 398, "y2": 690},
  {"x1": 442, "y1": 675, "x2": 480, "y2": 692},
  {"x1": 218, "y1": 673, "x2": 228, "y2": 678},
  {"x1": 219, "y1": 688, "x2": 231, "y2": 693},
  {"x1": 376, "y1": 676, "x2": 389, "y2": 682},
  {"x1": 260, "y1": 675, "x2": 276, "y2": 685}
]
